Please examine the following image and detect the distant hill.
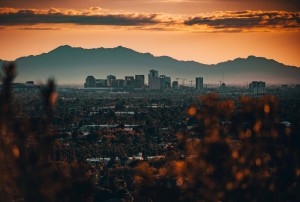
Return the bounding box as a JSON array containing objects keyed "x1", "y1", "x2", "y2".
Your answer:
[{"x1": 0, "y1": 45, "x2": 299, "y2": 85}]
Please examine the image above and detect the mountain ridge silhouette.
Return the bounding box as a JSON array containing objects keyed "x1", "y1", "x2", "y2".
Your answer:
[{"x1": 0, "y1": 45, "x2": 299, "y2": 85}]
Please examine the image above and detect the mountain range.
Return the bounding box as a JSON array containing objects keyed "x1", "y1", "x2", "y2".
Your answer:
[{"x1": 0, "y1": 45, "x2": 299, "y2": 85}]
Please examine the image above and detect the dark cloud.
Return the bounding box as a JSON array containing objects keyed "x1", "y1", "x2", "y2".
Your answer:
[
  {"x1": 0, "y1": 8, "x2": 299, "y2": 32},
  {"x1": 17, "y1": 27, "x2": 61, "y2": 30},
  {"x1": 0, "y1": 9, "x2": 159, "y2": 26},
  {"x1": 184, "y1": 11, "x2": 300, "y2": 29}
]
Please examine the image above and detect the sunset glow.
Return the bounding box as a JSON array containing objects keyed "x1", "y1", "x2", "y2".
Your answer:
[{"x1": 0, "y1": 0, "x2": 299, "y2": 66}]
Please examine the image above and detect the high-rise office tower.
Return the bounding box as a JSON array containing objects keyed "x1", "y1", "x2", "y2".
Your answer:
[
  {"x1": 196, "y1": 77, "x2": 204, "y2": 90},
  {"x1": 84, "y1": 76, "x2": 96, "y2": 88},
  {"x1": 107, "y1": 75, "x2": 116, "y2": 87},
  {"x1": 249, "y1": 81, "x2": 266, "y2": 94},
  {"x1": 148, "y1": 70, "x2": 160, "y2": 90},
  {"x1": 135, "y1": 75, "x2": 145, "y2": 88}
]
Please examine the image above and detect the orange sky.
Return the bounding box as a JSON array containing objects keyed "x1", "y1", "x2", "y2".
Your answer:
[{"x1": 0, "y1": 0, "x2": 299, "y2": 66}]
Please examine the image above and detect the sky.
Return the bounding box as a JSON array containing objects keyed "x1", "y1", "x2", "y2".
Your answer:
[{"x1": 0, "y1": 0, "x2": 299, "y2": 66}]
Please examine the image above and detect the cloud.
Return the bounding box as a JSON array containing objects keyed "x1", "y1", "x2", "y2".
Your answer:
[
  {"x1": 0, "y1": 8, "x2": 159, "y2": 26},
  {"x1": 0, "y1": 8, "x2": 299, "y2": 32},
  {"x1": 184, "y1": 11, "x2": 300, "y2": 30},
  {"x1": 17, "y1": 27, "x2": 61, "y2": 30}
]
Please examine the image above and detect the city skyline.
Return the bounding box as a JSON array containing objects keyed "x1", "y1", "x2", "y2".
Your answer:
[{"x1": 0, "y1": 0, "x2": 299, "y2": 67}]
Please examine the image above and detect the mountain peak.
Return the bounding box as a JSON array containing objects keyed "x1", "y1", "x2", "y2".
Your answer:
[
  {"x1": 113, "y1": 45, "x2": 136, "y2": 52},
  {"x1": 49, "y1": 45, "x2": 76, "y2": 53},
  {"x1": 56, "y1": 45, "x2": 73, "y2": 49},
  {"x1": 246, "y1": 55, "x2": 270, "y2": 61},
  {"x1": 247, "y1": 55, "x2": 258, "y2": 59},
  {"x1": 116, "y1": 45, "x2": 126, "y2": 49}
]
